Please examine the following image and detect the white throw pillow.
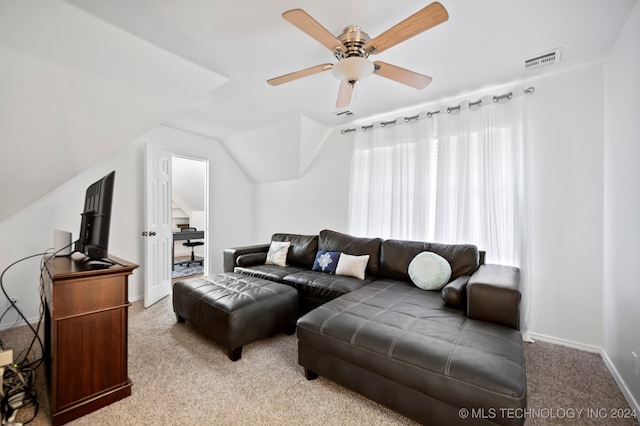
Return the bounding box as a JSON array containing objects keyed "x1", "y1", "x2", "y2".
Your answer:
[
  {"x1": 265, "y1": 241, "x2": 290, "y2": 267},
  {"x1": 408, "y1": 251, "x2": 452, "y2": 290},
  {"x1": 335, "y1": 253, "x2": 370, "y2": 280}
]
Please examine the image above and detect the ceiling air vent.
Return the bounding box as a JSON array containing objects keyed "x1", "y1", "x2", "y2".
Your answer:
[
  {"x1": 334, "y1": 110, "x2": 356, "y2": 119},
  {"x1": 524, "y1": 48, "x2": 562, "y2": 70}
]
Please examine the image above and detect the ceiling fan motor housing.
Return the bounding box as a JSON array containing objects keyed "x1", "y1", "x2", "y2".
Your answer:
[{"x1": 334, "y1": 26, "x2": 371, "y2": 60}]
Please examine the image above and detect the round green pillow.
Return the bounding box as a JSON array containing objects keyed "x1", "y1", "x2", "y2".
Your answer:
[{"x1": 408, "y1": 252, "x2": 452, "y2": 290}]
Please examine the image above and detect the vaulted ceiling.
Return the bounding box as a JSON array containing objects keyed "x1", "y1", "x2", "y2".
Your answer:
[
  {"x1": 1, "y1": 0, "x2": 637, "y2": 221},
  {"x1": 65, "y1": 0, "x2": 637, "y2": 137}
]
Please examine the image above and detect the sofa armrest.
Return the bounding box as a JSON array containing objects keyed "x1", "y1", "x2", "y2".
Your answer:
[
  {"x1": 440, "y1": 275, "x2": 470, "y2": 309},
  {"x1": 467, "y1": 264, "x2": 521, "y2": 330},
  {"x1": 236, "y1": 253, "x2": 267, "y2": 267},
  {"x1": 223, "y1": 244, "x2": 270, "y2": 273}
]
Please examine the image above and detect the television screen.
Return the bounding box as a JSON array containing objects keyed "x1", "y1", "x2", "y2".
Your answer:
[{"x1": 75, "y1": 171, "x2": 115, "y2": 262}]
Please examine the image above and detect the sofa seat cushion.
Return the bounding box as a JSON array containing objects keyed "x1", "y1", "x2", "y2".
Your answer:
[
  {"x1": 233, "y1": 264, "x2": 306, "y2": 283},
  {"x1": 283, "y1": 271, "x2": 373, "y2": 301},
  {"x1": 297, "y1": 280, "x2": 526, "y2": 415}
]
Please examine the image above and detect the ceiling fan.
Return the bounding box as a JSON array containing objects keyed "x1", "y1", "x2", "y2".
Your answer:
[{"x1": 267, "y1": 2, "x2": 449, "y2": 108}]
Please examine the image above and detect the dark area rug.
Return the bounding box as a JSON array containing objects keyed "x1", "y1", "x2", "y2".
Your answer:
[{"x1": 172, "y1": 260, "x2": 204, "y2": 279}]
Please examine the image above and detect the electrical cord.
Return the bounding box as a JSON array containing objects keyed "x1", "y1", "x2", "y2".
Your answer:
[
  {"x1": 0, "y1": 240, "x2": 76, "y2": 424},
  {"x1": 0, "y1": 252, "x2": 46, "y2": 425}
]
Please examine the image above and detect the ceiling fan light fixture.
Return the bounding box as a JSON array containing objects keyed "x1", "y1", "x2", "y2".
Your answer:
[{"x1": 332, "y1": 57, "x2": 374, "y2": 84}]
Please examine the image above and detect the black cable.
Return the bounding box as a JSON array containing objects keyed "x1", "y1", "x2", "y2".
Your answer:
[
  {"x1": 0, "y1": 252, "x2": 49, "y2": 350},
  {"x1": 2, "y1": 364, "x2": 38, "y2": 424},
  {"x1": 10, "y1": 241, "x2": 76, "y2": 370},
  {"x1": 0, "y1": 241, "x2": 75, "y2": 424}
]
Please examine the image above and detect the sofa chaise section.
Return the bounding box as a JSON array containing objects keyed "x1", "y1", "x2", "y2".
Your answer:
[{"x1": 297, "y1": 280, "x2": 526, "y2": 426}]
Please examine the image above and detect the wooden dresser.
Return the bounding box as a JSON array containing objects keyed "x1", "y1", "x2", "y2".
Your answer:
[{"x1": 43, "y1": 254, "x2": 138, "y2": 426}]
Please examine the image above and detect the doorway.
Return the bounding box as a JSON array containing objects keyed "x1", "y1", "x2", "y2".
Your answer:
[
  {"x1": 171, "y1": 155, "x2": 208, "y2": 281},
  {"x1": 143, "y1": 144, "x2": 209, "y2": 307}
]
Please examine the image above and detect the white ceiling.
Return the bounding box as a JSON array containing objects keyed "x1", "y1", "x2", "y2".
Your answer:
[
  {"x1": 64, "y1": 0, "x2": 637, "y2": 139},
  {"x1": 0, "y1": 0, "x2": 636, "y2": 221}
]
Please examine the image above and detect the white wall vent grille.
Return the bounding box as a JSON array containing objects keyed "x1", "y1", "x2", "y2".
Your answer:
[{"x1": 524, "y1": 48, "x2": 562, "y2": 70}]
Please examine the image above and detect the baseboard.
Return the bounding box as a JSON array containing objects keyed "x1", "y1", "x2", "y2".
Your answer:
[
  {"x1": 528, "y1": 332, "x2": 601, "y2": 353},
  {"x1": 601, "y1": 350, "x2": 640, "y2": 415},
  {"x1": 0, "y1": 315, "x2": 40, "y2": 332}
]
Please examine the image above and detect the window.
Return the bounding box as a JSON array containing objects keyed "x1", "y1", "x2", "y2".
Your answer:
[{"x1": 348, "y1": 93, "x2": 529, "y2": 268}]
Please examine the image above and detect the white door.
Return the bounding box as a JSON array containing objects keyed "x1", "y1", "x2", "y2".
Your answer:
[{"x1": 144, "y1": 142, "x2": 172, "y2": 307}]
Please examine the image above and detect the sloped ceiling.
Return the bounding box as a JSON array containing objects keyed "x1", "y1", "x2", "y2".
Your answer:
[
  {"x1": 1, "y1": 0, "x2": 637, "y2": 221},
  {"x1": 0, "y1": 0, "x2": 227, "y2": 221},
  {"x1": 64, "y1": 0, "x2": 637, "y2": 139},
  {"x1": 223, "y1": 115, "x2": 331, "y2": 183}
]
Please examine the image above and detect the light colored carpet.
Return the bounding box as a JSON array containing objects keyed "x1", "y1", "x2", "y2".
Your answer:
[{"x1": 2, "y1": 296, "x2": 637, "y2": 425}]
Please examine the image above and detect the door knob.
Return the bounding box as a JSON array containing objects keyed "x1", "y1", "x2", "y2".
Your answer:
[
  {"x1": 141, "y1": 231, "x2": 148, "y2": 236},
  {"x1": 149, "y1": 231, "x2": 157, "y2": 236}
]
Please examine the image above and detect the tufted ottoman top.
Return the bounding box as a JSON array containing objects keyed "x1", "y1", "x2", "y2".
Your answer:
[{"x1": 181, "y1": 272, "x2": 296, "y2": 312}]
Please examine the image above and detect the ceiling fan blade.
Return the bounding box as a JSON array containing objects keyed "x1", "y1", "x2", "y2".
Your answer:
[
  {"x1": 336, "y1": 81, "x2": 353, "y2": 108},
  {"x1": 364, "y1": 2, "x2": 448, "y2": 55},
  {"x1": 373, "y1": 61, "x2": 432, "y2": 89},
  {"x1": 282, "y1": 9, "x2": 343, "y2": 52},
  {"x1": 267, "y1": 63, "x2": 333, "y2": 86}
]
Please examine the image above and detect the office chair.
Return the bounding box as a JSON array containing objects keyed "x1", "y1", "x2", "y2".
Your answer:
[{"x1": 181, "y1": 227, "x2": 204, "y2": 267}]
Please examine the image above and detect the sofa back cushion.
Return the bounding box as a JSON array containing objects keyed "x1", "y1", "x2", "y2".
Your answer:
[
  {"x1": 319, "y1": 229, "x2": 382, "y2": 277},
  {"x1": 272, "y1": 233, "x2": 318, "y2": 268},
  {"x1": 380, "y1": 239, "x2": 479, "y2": 282}
]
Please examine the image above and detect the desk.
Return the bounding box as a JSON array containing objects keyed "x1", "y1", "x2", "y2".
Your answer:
[{"x1": 172, "y1": 230, "x2": 204, "y2": 269}]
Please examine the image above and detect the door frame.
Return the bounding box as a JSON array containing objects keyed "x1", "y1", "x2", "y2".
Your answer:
[{"x1": 171, "y1": 154, "x2": 209, "y2": 277}]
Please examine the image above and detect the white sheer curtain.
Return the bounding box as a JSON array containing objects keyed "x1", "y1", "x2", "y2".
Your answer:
[
  {"x1": 348, "y1": 116, "x2": 437, "y2": 240},
  {"x1": 348, "y1": 88, "x2": 531, "y2": 338},
  {"x1": 435, "y1": 91, "x2": 530, "y2": 268}
]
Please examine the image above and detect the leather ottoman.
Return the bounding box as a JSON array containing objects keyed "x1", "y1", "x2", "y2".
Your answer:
[{"x1": 173, "y1": 272, "x2": 298, "y2": 361}]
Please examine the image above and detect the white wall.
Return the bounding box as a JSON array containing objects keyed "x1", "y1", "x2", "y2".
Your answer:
[
  {"x1": 224, "y1": 116, "x2": 302, "y2": 183},
  {"x1": 526, "y1": 64, "x2": 604, "y2": 348},
  {"x1": 603, "y1": 1, "x2": 640, "y2": 410},
  {"x1": 253, "y1": 128, "x2": 353, "y2": 241},
  {"x1": 0, "y1": 141, "x2": 142, "y2": 326},
  {"x1": 0, "y1": 125, "x2": 252, "y2": 327}
]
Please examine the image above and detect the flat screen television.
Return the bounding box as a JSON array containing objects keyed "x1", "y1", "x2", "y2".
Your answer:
[{"x1": 74, "y1": 170, "x2": 116, "y2": 264}]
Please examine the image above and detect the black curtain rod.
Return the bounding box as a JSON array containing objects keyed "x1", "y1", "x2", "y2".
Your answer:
[{"x1": 341, "y1": 86, "x2": 535, "y2": 134}]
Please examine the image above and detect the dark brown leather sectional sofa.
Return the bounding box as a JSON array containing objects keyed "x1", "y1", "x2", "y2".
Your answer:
[{"x1": 223, "y1": 229, "x2": 526, "y2": 425}]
